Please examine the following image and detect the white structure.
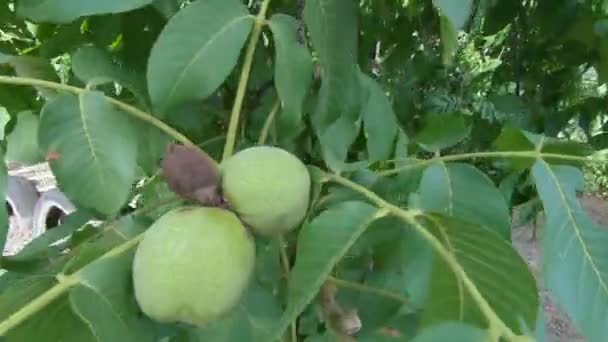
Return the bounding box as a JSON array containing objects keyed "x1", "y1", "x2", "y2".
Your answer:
[{"x1": 4, "y1": 162, "x2": 76, "y2": 254}]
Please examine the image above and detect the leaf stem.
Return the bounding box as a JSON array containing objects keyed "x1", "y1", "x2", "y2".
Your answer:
[
  {"x1": 0, "y1": 233, "x2": 145, "y2": 336},
  {"x1": 0, "y1": 75, "x2": 196, "y2": 149},
  {"x1": 258, "y1": 99, "x2": 281, "y2": 145},
  {"x1": 222, "y1": 0, "x2": 273, "y2": 161},
  {"x1": 277, "y1": 236, "x2": 297, "y2": 342},
  {"x1": 327, "y1": 276, "x2": 410, "y2": 306},
  {"x1": 380, "y1": 150, "x2": 600, "y2": 176},
  {"x1": 323, "y1": 172, "x2": 516, "y2": 340}
]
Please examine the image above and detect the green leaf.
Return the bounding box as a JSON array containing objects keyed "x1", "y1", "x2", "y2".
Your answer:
[
  {"x1": 0, "y1": 55, "x2": 60, "y2": 98},
  {"x1": 304, "y1": 0, "x2": 362, "y2": 168},
  {"x1": 3, "y1": 294, "x2": 96, "y2": 342},
  {"x1": 38, "y1": 21, "x2": 86, "y2": 59},
  {"x1": 433, "y1": 0, "x2": 473, "y2": 64},
  {"x1": 432, "y1": 0, "x2": 473, "y2": 29},
  {"x1": 0, "y1": 0, "x2": 10, "y2": 23},
  {"x1": 489, "y1": 94, "x2": 528, "y2": 119},
  {"x1": 246, "y1": 40, "x2": 273, "y2": 92},
  {"x1": 72, "y1": 46, "x2": 150, "y2": 106},
  {"x1": 370, "y1": 170, "x2": 422, "y2": 208},
  {"x1": 138, "y1": 179, "x2": 181, "y2": 221},
  {"x1": 357, "y1": 312, "x2": 420, "y2": 341},
  {"x1": 0, "y1": 52, "x2": 10, "y2": 64},
  {"x1": 16, "y1": 0, "x2": 155, "y2": 24},
  {"x1": 438, "y1": 15, "x2": 458, "y2": 65},
  {"x1": 6, "y1": 111, "x2": 43, "y2": 164},
  {"x1": 38, "y1": 91, "x2": 138, "y2": 216},
  {"x1": 266, "y1": 201, "x2": 383, "y2": 341},
  {"x1": 319, "y1": 116, "x2": 363, "y2": 172},
  {"x1": 0, "y1": 271, "x2": 92, "y2": 341},
  {"x1": 589, "y1": 132, "x2": 608, "y2": 150},
  {"x1": 147, "y1": 0, "x2": 254, "y2": 113},
  {"x1": 195, "y1": 282, "x2": 283, "y2": 341},
  {"x1": 412, "y1": 322, "x2": 488, "y2": 342},
  {"x1": 0, "y1": 150, "x2": 7, "y2": 258},
  {"x1": 0, "y1": 276, "x2": 57, "y2": 321},
  {"x1": 136, "y1": 124, "x2": 169, "y2": 176},
  {"x1": 418, "y1": 162, "x2": 511, "y2": 238},
  {"x1": 599, "y1": 40, "x2": 608, "y2": 83},
  {"x1": 413, "y1": 113, "x2": 471, "y2": 152},
  {"x1": 0, "y1": 86, "x2": 33, "y2": 116},
  {"x1": 498, "y1": 172, "x2": 521, "y2": 204},
  {"x1": 493, "y1": 126, "x2": 535, "y2": 171},
  {"x1": 532, "y1": 161, "x2": 608, "y2": 342},
  {"x1": 0, "y1": 106, "x2": 10, "y2": 140},
  {"x1": 268, "y1": 14, "x2": 313, "y2": 142},
  {"x1": 61, "y1": 218, "x2": 150, "y2": 278},
  {"x1": 349, "y1": 218, "x2": 431, "y2": 333},
  {"x1": 494, "y1": 126, "x2": 592, "y2": 170},
  {"x1": 153, "y1": 0, "x2": 180, "y2": 19},
  {"x1": 360, "y1": 73, "x2": 398, "y2": 163},
  {"x1": 421, "y1": 214, "x2": 539, "y2": 334},
  {"x1": 394, "y1": 129, "x2": 410, "y2": 164},
  {"x1": 69, "y1": 248, "x2": 156, "y2": 342},
  {"x1": 254, "y1": 240, "x2": 282, "y2": 290},
  {"x1": 540, "y1": 140, "x2": 593, "y2": 167}
]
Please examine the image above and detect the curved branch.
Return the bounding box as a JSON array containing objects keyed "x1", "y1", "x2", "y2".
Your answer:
[
  {"x1": 379, "y1": 150, "x2": 600, "y2": 176},
  {"x1": 277, "y1": 236, "x2": 297, "y2": 342},
  {"x1": 323, "y1": 172, "x2": 516, "y2": 340},
  {"x1": 0, "y1": 75, "x2": 196, "y2": 149},
  {"x1": 258, "y1": 99, "x2": 281, "y2": 145},
  {"x1": 0, "y1": 233, "x2": 145, "y2": 336},
  {"x1": 327, "y1": 276, "x2": 410, "y2": 306}
]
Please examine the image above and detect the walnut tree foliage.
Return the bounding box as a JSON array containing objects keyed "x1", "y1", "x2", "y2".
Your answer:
[{"x1": 0, "y1": 0, "x2": 607, "y2": 341}]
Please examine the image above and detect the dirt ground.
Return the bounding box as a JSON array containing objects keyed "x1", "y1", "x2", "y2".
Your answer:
[{"x1": 511, "y1": 194, "x2": 608, "y2": 342}]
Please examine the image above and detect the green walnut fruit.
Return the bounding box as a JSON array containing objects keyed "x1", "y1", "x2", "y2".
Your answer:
[
  {"x1": 221, "y1": 146, "x2": 310, "y2": 236},
  {"x1": 132, "y1": 206, "x2": 254, "y2": 326}
]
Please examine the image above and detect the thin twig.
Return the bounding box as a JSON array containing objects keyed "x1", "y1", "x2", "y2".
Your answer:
[
  {"x1": 277, "y1": 236, "x2": 297, "y2": 342},
  {"x1": 379, "y1": 150, "x2": 603, "y2": 176},
  {"x1": 258, "y1": 99, "x2": 281, "y2": 145},
  {"x1": 323, "y1": 172, "x2": 516, "y2": 340},
  {"x1": 0, "y1": 233, "x2": 145, "y2": 336},
  {"x1": 222, "y1": 0, "x2": 273, "y2": 160},
  {"x1": 327, "y1": 276, "x2": 410, "y2": 305}
]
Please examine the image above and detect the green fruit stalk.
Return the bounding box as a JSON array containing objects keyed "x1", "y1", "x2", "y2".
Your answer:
[
  {"x1": 132, "y1": 206, "x2": 255, "y2": 326},
  {"x1": 221, "y1": 146, "x2": 311, "y2": 236}
]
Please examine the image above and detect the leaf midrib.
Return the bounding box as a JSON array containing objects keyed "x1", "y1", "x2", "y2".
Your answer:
[
  {"x1": 78, "y1": 94, "x2": 106, "y2": 190},
  {"x1": 541, "y1": 160, "x2": 608, "y2": 297},
  {"x1": 440, "y1": 162, "x2": 454, "y2": 214},
  {"x1": 434, "y1": 219, "x2": 466, "y2": 320}
]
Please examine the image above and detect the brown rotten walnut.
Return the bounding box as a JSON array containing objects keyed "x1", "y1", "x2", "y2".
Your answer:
[{"x1": 161, "y1": 143, "x2": 224, "y2": 207}]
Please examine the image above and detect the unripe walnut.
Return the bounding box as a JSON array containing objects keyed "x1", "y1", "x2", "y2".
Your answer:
[
  {"x1": 220, "y1": 146, "x2": 311, "y2": 236},
  {"x1": 132, "y1": 206, "x2": 254, "y2": 326}
]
